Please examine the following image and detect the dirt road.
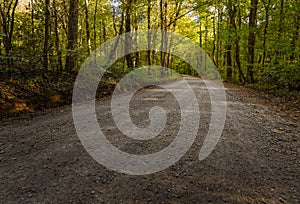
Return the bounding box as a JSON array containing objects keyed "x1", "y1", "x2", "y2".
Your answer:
[{"x1": 0, "y1": 77, "x2": 299, "y2": 203}]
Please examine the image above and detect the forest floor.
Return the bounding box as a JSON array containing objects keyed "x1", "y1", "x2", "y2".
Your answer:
[{"x1": 0, "y1": 76, "x2": 299, "y2": 203}]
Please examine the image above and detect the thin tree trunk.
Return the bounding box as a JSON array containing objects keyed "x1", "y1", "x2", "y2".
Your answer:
[
  {"x1": 84, "y1": 0, "x2": 92, "y2": 54},
  {"x1": 0, "y1": 0, "x2": 19, "y2": 66},
  {"x1": 262, "y1": 0, "x2": 270, "y2": 66},
  {"x1": 30, "y1": 0, "x2": 35, "y2": 51},
  {"x1": 247, "y1": 0, "x2": 258, "y2": 83},
  {"x1": 274, "y1": 0, "x2": 284, "y2": 59},
  {"x1": 53, "y1": 0, "x2": 63, "y2": 73},
  {"x1": 43, "y1": 0, "x2": 50, "y2": 71},
  {"x1": 234, "y1": 0, "x2": 245, "y2": 83},
  {"x1": 163, "y1": 0, "x2": 168, "y2": 71},
  {"x1": 226, "y1": 0, "x2": 234, "y2": 81},
  {"x1": 216, "y1": 7, "x2": 221, "y2": 68},
  {"x1": 125, "y1": 0, "x2": 133, "y2": 70},
  {"x1": 205, "y1": 15, "x2": 208, "y2": 48},
  {"x1": 93, "y1": 0, "x2": 98, "y2": 49},
  {"x1": 160, "y1": 0, "x2": 165, "y2": 77},
  {"x1": 199, "y1": 16, "x2": 202, "y2": 47},
  {"x1": 134, "y1": 10, "x2": 139, "y2": 68},
  {"x1": 147, "y1": 0, "x2": 151, "y2": 75},
  {"x1": 212, "y1": 12, "x2": 216, "y2": 65}
]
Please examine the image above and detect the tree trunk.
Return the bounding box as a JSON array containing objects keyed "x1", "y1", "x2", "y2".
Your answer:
[
  {"x1": 65, "y1": 0, "x2": 79, "y2": 73},
  {"x1": 160, "y1": 0, "x2": 165, "y2": 76},
  {"x1": 147, "y1": 0, "x2": 151, "y2": 75},
  {"x1": 274, "y1": 0, "x2": 284, "y2": 59},
  {"x1": 93, "y1": 0, "x2": 98, "y2": 49},
  {"x1": 84, "y1": 0, "x2": 92, "y2": 54},
  {"x1": 0, "y1": 0, "x2": 19, "y2": 66},
  {"x1": 125, "y1": 0, "x2": 133, "y2": 70},
  {"x1": 30, "y1": 0, "x2": 35, "y2": 51},
  {"x1": 234, "y1": 0, "x2": 245, "y2": 83},
  {"x1": 262, "y1": 0, "x2": 270, "y2": 66},
  {"x1": 216, "y1": 7, "x2": 222, "y2": 68},
  {"x1": 212, "y1": 12, "x2": 216, "y2": 65},
  {"x1": 226, "y1": 0, "x2": 234, "y2": 81},
  {"x1": 53, "y1": 0, "x2": 63, "y2": 73},
  {"x1": 43, "y1": 0, "x2": 50, "y2": 71},
  {"x1": 198, "y1": 9, "x2": 202, "y2": 48},
  {"x1": 247, "y1": 0, "x2": 258, "y2": 83}
]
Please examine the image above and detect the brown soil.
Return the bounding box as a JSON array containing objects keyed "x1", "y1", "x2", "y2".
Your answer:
[{"x1": 0, "y1": 77, "x2": 299, "y2": 203}]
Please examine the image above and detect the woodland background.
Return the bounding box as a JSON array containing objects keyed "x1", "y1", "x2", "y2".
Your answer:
[{"x1": 0, "y1": 0, "x2": 299, "y2": 115}]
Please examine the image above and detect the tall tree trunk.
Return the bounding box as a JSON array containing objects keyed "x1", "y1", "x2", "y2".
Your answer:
[
  {"x1": 212, "y1": 12, "x2": 216, "y2": 65},
  {"x1": 234, "y1": 0, "x2": 245, "y2": 83},
  {"x1": 160, "y1": 0, "x2": 165, "y2": 76},
  {"x1": 84, "y1": 0, "x2": 92, "y2": 54},
  {"x1": 262, "y1": 0, "x2": 270, "y2": 66},
  {"x1": 205, "y1": 14, "x2": 208, "y2": 48},
  {"x1": 216, "y1": 8, "x2": 220, "y2": 68},
  {"x1": 274, "y1": 0, "x2": 284, "y2": 59},
  {"x1": 0, "y1": 0, "x2": 19, "y2": 66},
  {"x1": 226, "y1": 0, "x2": 234, "y2": 81},
  {"x1": 247, "y1": 0, "x2": 258, "y2": 83},
  {"x1": 147, "y1": 0, "x2": 151, "y2": 75},
  {"x1": 43, "y1": 0, "x2": 50, "y2": 71},
  {"x1": 163, "y1": 0, "x2": 168, "y2": 70},
  {"x1": 53, "y1": 0, "x2": 63, "y2": 73},
  {"x1": 199, "y1": 16, "x2": 202, "y2": 47},
  {"x1": 30, "y1": 0, "x2": 35, "y2": 51},
  {"x1": 125, "y1": 0, "x2": 133, "y2": 70},
  {"x1": 133, "y1": 10, "x2": 139, "y2": 68},
  {"x1": 93, "y1": 0, "x2": 98, "y2": 49},
  {"x1": 65, "y1": 0, "x2": 79, "y2": 73}
]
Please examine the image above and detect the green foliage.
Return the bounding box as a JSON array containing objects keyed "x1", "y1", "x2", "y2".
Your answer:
[{"x1": 258, "y1": 62, "x2": 300, "y2": 92}]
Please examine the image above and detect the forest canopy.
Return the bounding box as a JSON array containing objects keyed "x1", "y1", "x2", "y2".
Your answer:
[{"x1": 0, "y1": 0, "x2": 299, "y2": 115}]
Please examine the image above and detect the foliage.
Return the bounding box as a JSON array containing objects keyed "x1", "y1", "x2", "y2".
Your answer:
[{"x1": 0, "y1": 0, "x2": 299, "y2": 115}]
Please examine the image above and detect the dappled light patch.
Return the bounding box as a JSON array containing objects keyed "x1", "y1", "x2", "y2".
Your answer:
[
  {"x1": 11, "y1": 101, "x2": 34, "y2": 114},
  {"x1": 49, "y1": 94, "x2": 62, "y2": 103}
]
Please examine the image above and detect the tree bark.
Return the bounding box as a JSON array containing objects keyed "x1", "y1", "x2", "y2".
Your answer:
[
  {"x1": 234, "y1": 0, "x2": 245, "y2": 83},
  {"x1": 125, "y1": 0, "x2": 133, "y2": 70},
  {"x1": 65, "y1": 0, "x2": 79, "y2": 73},
  {"x1": 262, "y1": 0, "x2": 270, "y2": 66},
  {"x1": 43, "y1": 0, "x2": 50, "y2": 71},
  {"x1": 147, "y1": 0, "x2": 151, "y2": 75},
  {"x1": 0, "y1": 0, "x2": 19, "y2": 66},
  {"x1": 84, "y1": 0, "x2": 92, "y2": 54},
  {"x1": 160, "y1": 0, "x2": 164, "y2": 76},
  {"x1": 226, "y1": 0, "x2": 234, "y2": 81},
  {"x1": 53, "y1": 0, "x2": 63, "y2": 73},
  {"x1": 247, "y1": 0, "x2": 258, "y2": 83},
  {"x1": 93, "y1": 0, "x2": 98, "y2": 49}
]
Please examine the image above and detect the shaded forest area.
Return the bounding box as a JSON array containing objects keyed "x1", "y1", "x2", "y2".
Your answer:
[{"x1": 0, "y1": 0, "x2": 299, "y2": 116}]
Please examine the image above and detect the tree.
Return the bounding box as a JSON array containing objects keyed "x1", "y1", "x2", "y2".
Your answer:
[
  {"x1": 65, "y1": 0, "x2": 79, "y2": 72},
  {"x1": 0, "y1": 0, "x2": 18, "y2": 66},
  {"x1": 84, "y1": 0, "x2": 92, "y2": 54},
  {"x1": 43, "y1": 0, "x2": 50, "y2": 71},
  {"x1": 247, "y1": 0, "x2": 258, "y2": 83}
]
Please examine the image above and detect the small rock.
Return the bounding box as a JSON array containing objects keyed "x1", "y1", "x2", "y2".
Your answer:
[
  {"x1": 101, "y1": 177, "x2": 108, "y2": 184},
  {"x1": 279, "y1": 197, "x2": 286, "y2": 203}
]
